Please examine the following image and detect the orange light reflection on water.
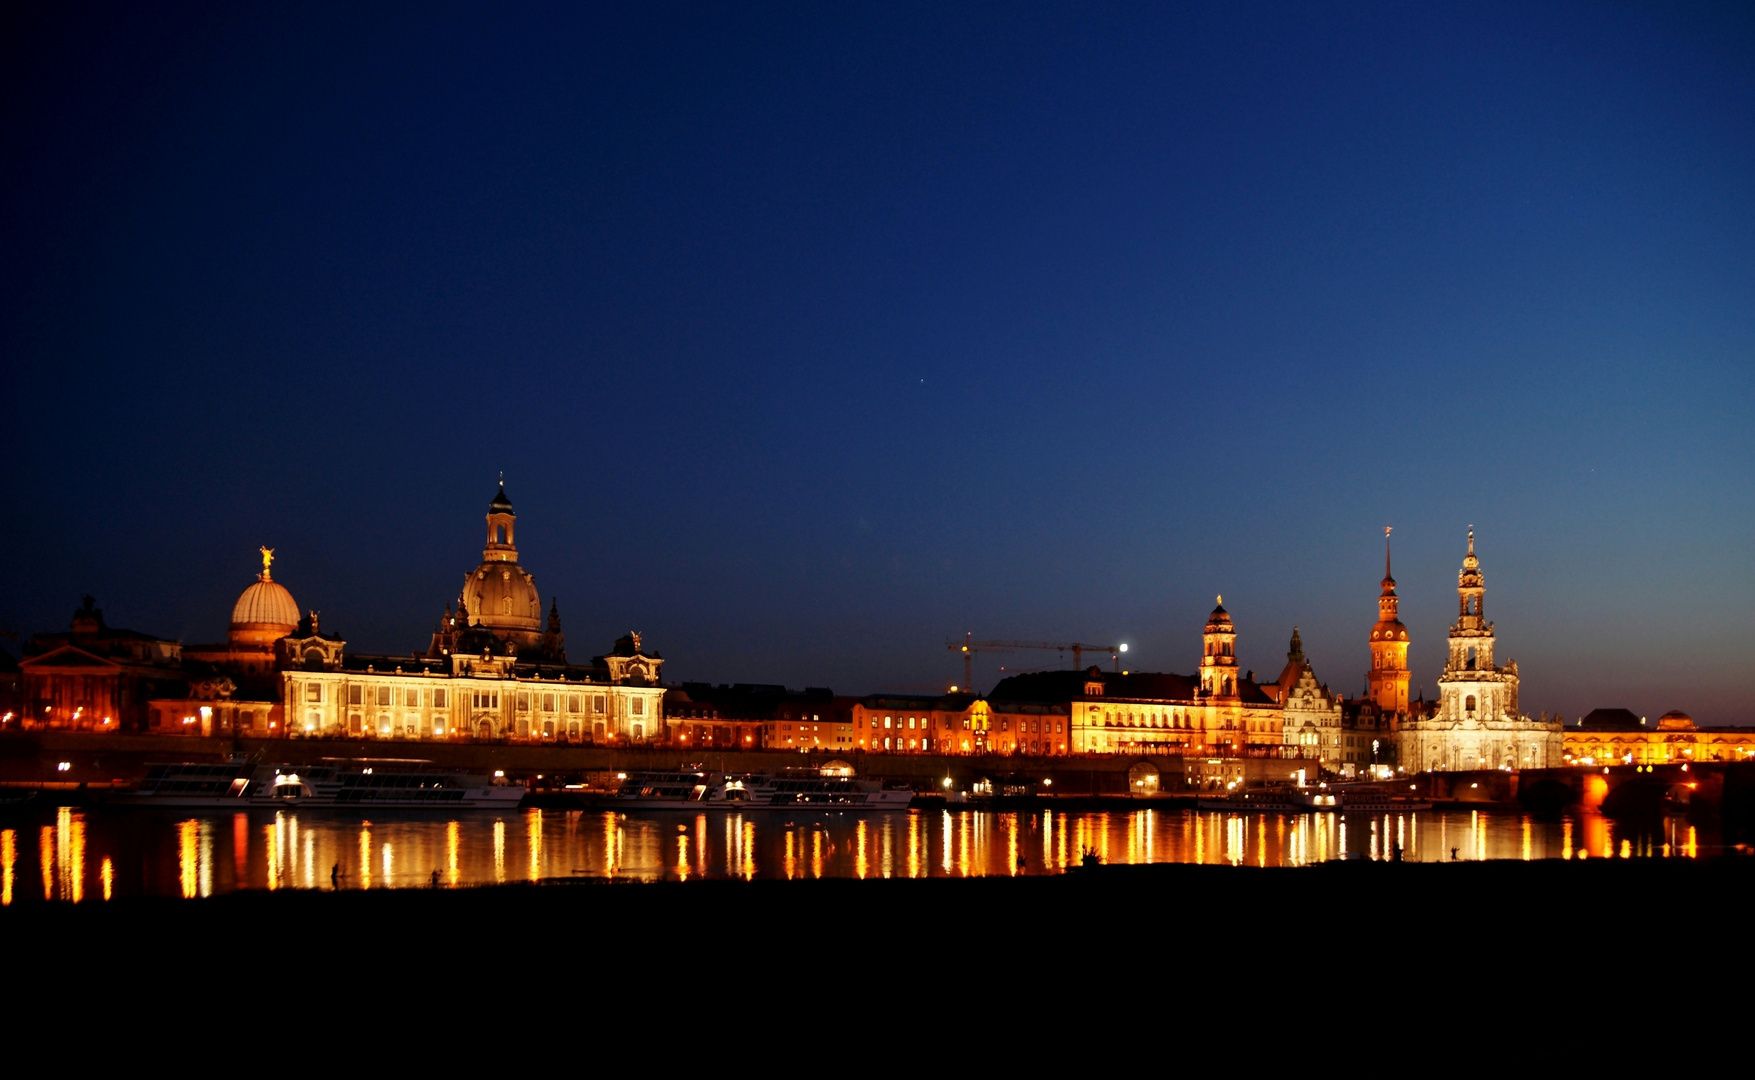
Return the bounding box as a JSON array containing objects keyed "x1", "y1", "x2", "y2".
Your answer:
[
  {"x1": 0, "y1": 829, "x2": 13, "y2": 906},
  {"x1": 178, "y1": 820, "x2": 198, "y2": 898},
  {"x1": 527, "y1": 809, "x2": 542, "y2": 881},
  {"x1": 3, "y1": 806, "x2": 1724, "y2": 898}
]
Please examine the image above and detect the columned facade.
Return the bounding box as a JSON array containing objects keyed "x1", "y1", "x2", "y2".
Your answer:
[{"x1": 1396, "y1": 530, "x2": 1562, "y2": 770}]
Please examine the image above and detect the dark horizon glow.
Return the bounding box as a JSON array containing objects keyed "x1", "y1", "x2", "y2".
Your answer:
[{"x1": 3, "y1": 3, "x2": 1751, "y2": 722}]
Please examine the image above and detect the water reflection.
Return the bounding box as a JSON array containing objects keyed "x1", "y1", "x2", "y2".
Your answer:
[
  {"x1": 2, "y1": 829, "x2": 15, "y2": 906},
  {"x1": 0, "y1": 806, "x2": 1728, "y2": 901}
]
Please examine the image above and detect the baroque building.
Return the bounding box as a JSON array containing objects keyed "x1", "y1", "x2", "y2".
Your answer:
[
  {"x1": 1396, "y1": 530, "x2": 1562, "y2": 770},
  {"x1": 132, "y1": 484, "x2": 668, "y2": 743},
  {"x1": 1278, "y1": 625, "x2": 1396, "y2": 778},
  {"x1": 277, "y1": 484, "x2": 665, "y2": 743},
  {"x1": 19, "y1": 596, "x2": 186, "y2": 732},
  {"x1": 1563, "y1": 708, "x2": 1755, "y2": 765},
  {"x1": 987, "y1": 599, "x2": 1284, "y2": 756}
]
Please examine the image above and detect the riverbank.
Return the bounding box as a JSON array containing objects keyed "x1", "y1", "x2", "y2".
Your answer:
[{"x1": 8, "y1": 857, "x2": 1752, "y2": 964}]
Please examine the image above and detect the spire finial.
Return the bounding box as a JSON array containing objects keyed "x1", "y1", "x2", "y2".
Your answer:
[
  {"x1": 1467, "y1": 525, "x2": 1475, "y2": 555},
  {"x1": 259, "y1": 546, "x2": 275, "y2": 580},
  {"x1": 1384, "y1": 525, "x2": 1393, "y2": 578},
  {"x1": 1216, "y1": 594, "x2": 1223, "y2": 606}
]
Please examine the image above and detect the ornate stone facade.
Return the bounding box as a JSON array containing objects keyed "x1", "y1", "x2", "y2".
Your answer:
[
  {"x1": 989, "y1": 600, "x2": 1284, "y2": 756},
  {"x1": 1396, "y1": 530, "x2": 1562, "y2": 770},
  {"x1": 275, "y1": 488, "x2": 666, "y2": 743}
]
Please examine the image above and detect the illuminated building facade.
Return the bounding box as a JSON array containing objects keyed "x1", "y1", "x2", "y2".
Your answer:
[
  {"x1": 143, "y1": 485, "x2": 669, "y2": 743},
  {"x1": 274, "y1": 486, "x2": 667, "y2": 742},
  {"x1": 20, "y1": 597, "x2": 186, "y2": 732},
  {"x1": 661, "y1": 685, "x2": 777, "y2": 750},
  {"x1": 988, "y1": 600, "x2": 1284, "y2": 756},
  {"x1": 852, "y1": 693, "x2": 985, "y2": 754},
  {"x1": 1395, "y1": 530, "x2": 1562, "y2": 770},
  {"x1": 1278, "y1": 626, "x2": 1397, "y2": 777},
  {"x1": 1563, "y1": 709, "x2": 1755, "y2": 765}
]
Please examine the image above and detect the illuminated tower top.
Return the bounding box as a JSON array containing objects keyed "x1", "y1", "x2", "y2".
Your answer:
[
  {"x1": 1367, "y1": 527, "x2": 1410, "y2": 713},
  {"x1": 1200, "y1": 596, "x2": 1239, "y2": 701}
]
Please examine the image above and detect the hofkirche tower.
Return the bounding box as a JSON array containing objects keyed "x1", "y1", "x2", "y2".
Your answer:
[
  {"x1": 1367, "y1": 527, "x2": 1411, "y2": 713},
  {"x1": 1394, "y1": 528, "x2": 1562, "y2": 771}
]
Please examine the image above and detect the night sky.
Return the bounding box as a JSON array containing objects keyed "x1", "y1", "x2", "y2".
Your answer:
[{"x1": 3, "y1": 3, "x2": 1751, "y2": 722}]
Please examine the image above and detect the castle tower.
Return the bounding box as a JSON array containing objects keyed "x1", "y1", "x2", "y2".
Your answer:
[
  {"x1": 1367, "y1": 528, "x2": 1410, "y2": 712},
  {"x1": 1200, "y1": 597, "x2": 1239, "y2": 701}
]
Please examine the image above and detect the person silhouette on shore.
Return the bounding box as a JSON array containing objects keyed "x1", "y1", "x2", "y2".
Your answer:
[
  {"x1": 430, "y1": 869, "x2": 440, "y2": 888},
  {"x1": 331, "y1": 862, "x2": 340, "y2": 889},
  {"x1": 1450, "y1": 847, "x2": 1459, "y2": 862}
]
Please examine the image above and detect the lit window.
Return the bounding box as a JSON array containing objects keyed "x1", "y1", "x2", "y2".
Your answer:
[
  {"x1": 348, "y1": 685, "x2": 363, "y2": 706},
  {"x1": 376, "y1": 686, "x2": 392, "y2": 707},
  {"x1": 307, "y1": 683, "x2": 323, "y2": 703},
  {"x1": 632, "y1": 698, "x2": 645, "y2": 716},
  {"x1": 433, "y1": 689, "x2": 447, "y2": 708}
]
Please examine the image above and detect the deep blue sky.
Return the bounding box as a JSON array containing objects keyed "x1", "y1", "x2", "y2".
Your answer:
[{"x1": 3, "y1": 2, "x2": 1752, "y2": 722}]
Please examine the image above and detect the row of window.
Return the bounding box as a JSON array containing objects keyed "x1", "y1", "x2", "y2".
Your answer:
[
  {"x1": 324, "y1": 713, "x2": 652, "y2": 741},
  {"x1": 301, "y1": 682, "x2": 650, "y2": 717}
]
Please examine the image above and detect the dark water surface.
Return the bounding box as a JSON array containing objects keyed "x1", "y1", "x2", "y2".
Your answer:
[{"x1": 0, "y1": 805, "x2": 1718, "y2": 902}]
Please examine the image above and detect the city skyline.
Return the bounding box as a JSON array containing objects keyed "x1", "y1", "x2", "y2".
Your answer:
[
  {"x1": 8, "y1": 491, "x2": 1733, "y2": 727},
  {"x1": 4, "y1": 4, "x2": 1751, "y2": 724}
]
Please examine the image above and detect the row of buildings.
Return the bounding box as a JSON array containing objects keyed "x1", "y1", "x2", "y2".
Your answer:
[{"x1": 5, "y1": 489, "x2": 1748, "y2": 774}]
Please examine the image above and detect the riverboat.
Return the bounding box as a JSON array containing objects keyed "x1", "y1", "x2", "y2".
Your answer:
[
  {"x1": 108, "y1": 760, "x2": 526, "y2": 810},
  {"x1": 1334, "y1": 788, "x2": 1432, "y2": 813},
  {"x1": 1196, "y1": 788, "x2": 1306, "y2": 812},
  {"x1": 595, "y1": 770, "x2": 915, "y2": 810}
]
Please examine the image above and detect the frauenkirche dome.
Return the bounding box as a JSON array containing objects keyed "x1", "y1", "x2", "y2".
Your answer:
[{"x1": 460, "y1": 484, "x2": 543, "y2": 648}]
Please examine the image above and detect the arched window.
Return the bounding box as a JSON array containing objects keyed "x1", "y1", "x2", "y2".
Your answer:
[
  {"x1": 1465, "y1": 695, "x2": 1477, "y2": 712},
  {"x1": 500, "y1": 596, "x2": 511, "y2": 615}
]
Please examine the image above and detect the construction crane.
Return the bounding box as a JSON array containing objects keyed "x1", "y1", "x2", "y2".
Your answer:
[{"x1": 947, "y1": 632, "x2": 1128, "y2": 692}]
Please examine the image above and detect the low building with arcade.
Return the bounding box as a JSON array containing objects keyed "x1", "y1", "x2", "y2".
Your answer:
[{"x1": 1563, "y1": 708, "x2": 1755, "y2": 765}]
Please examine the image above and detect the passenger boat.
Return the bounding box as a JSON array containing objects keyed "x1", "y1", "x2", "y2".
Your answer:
[
  {"x1": 108, "y1": 760, "x2": 526, "y2": 810},
  {"x1": 1333, "y1": 788, "x2": 1432, "y2": 813},
  {"x1": 1196, "y1": 788, "x2": 1305, "y2": 812},
  {"x1": 594, "y1": 770, "x2": 915, "y2": 810}
]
